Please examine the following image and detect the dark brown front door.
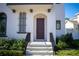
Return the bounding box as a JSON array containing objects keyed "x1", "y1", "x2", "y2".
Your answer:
[{"x1": 36, "y1": 18, "x2": 44, "y2": 39}]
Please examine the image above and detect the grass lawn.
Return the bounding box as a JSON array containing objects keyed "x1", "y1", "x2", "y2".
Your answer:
[{"x1": 55, "y1": 49, "x2": 79, "y2": 56}]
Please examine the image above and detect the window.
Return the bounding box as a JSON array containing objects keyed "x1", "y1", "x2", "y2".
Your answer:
[
  {"x1": 19, "y1": 12, "x2": 26, "y2": 33},
  {"x1": 56, "y1": 20, "x2": 61, "y2": 30},
  {"x1": 0, "y1": 13, "x2": 7, "y2": 36}
]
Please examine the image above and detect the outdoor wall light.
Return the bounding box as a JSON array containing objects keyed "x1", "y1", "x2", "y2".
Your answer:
[
  {"x1": 12, "y1": 9, "x2": 16, "y2": 13},
  {"x1": 48, "y1": 9, "x2": 51, "y2": 13},
  {"x1": 30, "y1": 9, "x2": 33, "y2": 13}
]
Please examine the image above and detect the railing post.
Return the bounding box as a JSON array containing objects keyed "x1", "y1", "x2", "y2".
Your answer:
[
  {"x1": 50, "y1": 33, "x2": 55, "y2": 47},
  {"x1": 25, "y1": 32, "x2": 31, "y2": 42},
  {"x1": 25, "y1": 32, "x2": 31, "y2": 55}
]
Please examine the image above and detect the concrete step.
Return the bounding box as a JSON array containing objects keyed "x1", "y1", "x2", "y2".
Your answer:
[
  {"x1": 26, "y1": 42, "x2": 53, "y2": 56},
  {"x1": 27, "y1": 42, "x2": 52, "y2": 47},
  {"x1": 27, "y1": 47, "x2": 53, "y2": 51},
  {"x1": 32, "y1": 55, "x2": 53, "y2": 56},
  {"x1": 26, "y1": 50, "x2": 53, "y2": 55}
]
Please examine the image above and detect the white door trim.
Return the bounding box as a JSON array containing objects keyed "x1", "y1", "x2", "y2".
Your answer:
[{"x1": 33, "y1": 14, "x2": 47, "y2": 41}]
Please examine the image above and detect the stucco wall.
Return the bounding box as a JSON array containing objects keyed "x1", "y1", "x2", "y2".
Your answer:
[
  {"x1": 54, "y1": 4, "x2": 65, "y2": 37},
  {"x1": 0, "y1": 4, "x2": 27, "y2": 39},
  {"x1": 0, "y1": 3, "x2": 65, "y2": 41}
]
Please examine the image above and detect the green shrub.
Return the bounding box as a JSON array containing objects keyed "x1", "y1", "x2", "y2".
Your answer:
[
  {"x1": 74, "y1": 40, "x2": 79, "y2": 46},
  {"x1": 0, "y1": 50, "x2": 24, "y2": 56},
  {"x1": 63, "y1": 33, "x2": 73, "y2": 47},
  {"x1": 56, "y1": 33, "x2": 74, "y2": 49},
  {"x1": 0, "y1": 38, "x2": 6, "y2": 46},
  {"x1": 0, "y1": 38, "x2": 10, "y2": 49},
  {"x1": 0, "y1": 38, "x2": 26, "y2": 55},
  {"x1": 58, "y1": 33, "x2": 73, "y2": 44},
  {"x1": 56, "y1": 40, "x2": 69, "y2": 49},
  {"x1": 0, "y1": 38, "x2": 26, "y2": 50},
  {"x1": 56, "y1": 50, "x2": 79, "y2": 56},
  {"x1": 10, "y1": 39, "x2": 25, "y2": 50},
  {"x1": 72, "y1": 40, "x2": 79, "y2": 48}
]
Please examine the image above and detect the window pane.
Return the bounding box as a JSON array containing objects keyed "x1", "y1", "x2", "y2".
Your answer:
[
  {"x1": 19, "y1": 12, "x2": 26, "y2": 32},
  {"x1": 56, "y1": 20, "x2": 61, "y2": 30}
]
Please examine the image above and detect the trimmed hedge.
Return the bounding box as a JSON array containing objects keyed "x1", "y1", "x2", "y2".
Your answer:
[
  {"x1": 56, "y1": 50, "x2": 79, "y2": 56},
  {"x1": 0, "y1": 50, "x2": 24, "y2": 56}
]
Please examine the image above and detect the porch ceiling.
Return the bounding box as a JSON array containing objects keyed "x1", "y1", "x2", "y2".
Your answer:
[{"x1": 7, "y1": 4, "x2": 53, "y2": 12}]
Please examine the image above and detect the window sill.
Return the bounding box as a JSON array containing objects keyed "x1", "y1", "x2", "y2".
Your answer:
[{"x1": 17, "y1": 32, "x2": 27, "y2": 34}]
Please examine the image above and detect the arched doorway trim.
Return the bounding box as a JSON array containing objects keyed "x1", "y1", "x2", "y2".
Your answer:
[{"x1": 33, "y1": 13, "x2": 47, "y2": 41}]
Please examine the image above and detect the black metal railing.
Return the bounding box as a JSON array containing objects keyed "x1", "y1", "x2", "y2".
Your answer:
[
  {"x1": 25, "y1": 33, "x2": 31, "y2": 42},
  {"x1": 50, "y1": 33, "x2": 56, "y2": 55},
  {"x1": 50, "y1": 33, "x2": 55, "y2": 47},
  {"x1": 24, "y1": 33, "x2": 31, "y2": 55}
]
